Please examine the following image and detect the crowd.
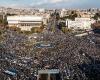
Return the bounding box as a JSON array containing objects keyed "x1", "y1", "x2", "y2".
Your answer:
[{"x1": 0, "y1": 22, "x2": 100, "y2": 80}]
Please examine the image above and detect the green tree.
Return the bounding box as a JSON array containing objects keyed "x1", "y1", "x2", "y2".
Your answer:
[
  {"x1": 60, "y1": 13, "x2": 78, "y2": 20},
  {"x1": 61, "y1": 27, "x2": 72, "y2": 33},
  {"x1": 0, "y1": 19, "x2": 3, "y2": 24},
  {"x1": 31, "y1": 27, "x2": 36, "y2": 33},
  {"x1": 92, "y1": 13, "x2": 100, "y2": 20},
  {"x1": 56, "y1": 12, "x2": 60, "y2": 20},
  {"x1": 3, "y1": 17, "x2": 8, "y2": 25},
  {"x1": 0, "y1": 15, "x2": 8, "y2": 25},
  {"x1": 6, "y1": 13, "x2": 16, "y2": 16}
]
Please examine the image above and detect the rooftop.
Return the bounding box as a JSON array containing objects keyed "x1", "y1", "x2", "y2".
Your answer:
[{"x1": 7, "y1": 15, "x2": 43, "y2": 21}]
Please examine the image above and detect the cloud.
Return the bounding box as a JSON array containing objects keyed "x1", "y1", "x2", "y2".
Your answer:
[
  {"x1": 32, "y1": 0, "x2": 100, "y2": 9},
  {"x1": 1, "y1": 0, "x2": 100, "y2": 8},
  {"x1": 50, "y1": 0, "x2": 63, "y2": 3},
  {"x1": 31, "y1": 0, "x2": 77, "y2": 8},
  {"x1": 31, "y1": 0, "x2": 68, "y2": 6}
]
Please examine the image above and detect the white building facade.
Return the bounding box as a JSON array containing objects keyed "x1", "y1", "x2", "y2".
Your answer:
[
  {"x1": 7, "y1": 15, "x2": 44, "y2": 31},
  {"x1": 66, "y1": 18, "x2": 95, "y2": 30}
]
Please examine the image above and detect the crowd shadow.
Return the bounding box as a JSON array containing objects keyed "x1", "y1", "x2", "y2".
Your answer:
[
  {"x1": 92, "y1": 29, "x2": 100, "y2": 34},
  {"x1": 78, "y1": 53, "x2": 100, "y2": 80}
]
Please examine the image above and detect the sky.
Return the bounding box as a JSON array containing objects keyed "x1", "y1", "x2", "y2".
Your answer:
[{"x1": 0, "y1": 0, "x2": 100, "y2": 9}]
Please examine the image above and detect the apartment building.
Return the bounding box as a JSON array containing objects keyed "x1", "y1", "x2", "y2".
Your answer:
[{"x1": 66, "y1": 18, "x2": 95, "y2": 30}]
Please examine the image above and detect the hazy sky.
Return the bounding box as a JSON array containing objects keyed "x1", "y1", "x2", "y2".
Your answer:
[{"x1": 0, "y1": 0, "x2": 100, "y2": 8}]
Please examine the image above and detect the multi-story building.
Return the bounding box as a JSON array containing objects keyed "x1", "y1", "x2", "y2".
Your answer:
[
  {"x1": 7, "y1": 15, "x2": 44, "y2": 31},
  {"x1": 66, "y1": 18, "x2": 95, "y2": 30}
]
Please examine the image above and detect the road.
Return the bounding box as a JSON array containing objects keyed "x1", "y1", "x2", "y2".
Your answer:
[{"x1": 42, "y1": 13, "x2": 66, "y2": 42}]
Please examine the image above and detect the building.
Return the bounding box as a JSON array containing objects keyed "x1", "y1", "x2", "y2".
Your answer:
[
  {"x1": 34, "y1": 13, "x2": 50, "y2": 25},
  {"x1": 37, "y1": 69, "x2": 62, "y2": 80},
  {"x1": 60, "y1": 8, "x2": 66, "y2": 17},
  {"x1": 66, "y1": 18, "x2": 95, "y2": 30},
  {"x1": 39, "y1": 8, "x2": 45, "y2": 13},
  {"x1": 77, "y1": 11, "x2": 95, "y2": 18},
  {"x1": 7, "y1": 15, "x2": 44, "y2": 31}
]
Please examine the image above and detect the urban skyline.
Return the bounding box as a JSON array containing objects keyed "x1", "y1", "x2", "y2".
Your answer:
[{"x1": 0, "y1": 0, "x2": 100, "y2": 9}]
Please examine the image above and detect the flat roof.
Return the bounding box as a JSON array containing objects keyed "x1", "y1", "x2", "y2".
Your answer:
[{"x1": 7, "y1": 15, "x2": 43, "y2": 21}]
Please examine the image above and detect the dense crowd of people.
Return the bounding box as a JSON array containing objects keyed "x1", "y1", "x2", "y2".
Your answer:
[
  {"x1": 0, "y1": 27, "x2": 100, "y2": 80},
  {"x1": 0, "y1": 15, "x2": 100, "y2": 80}
]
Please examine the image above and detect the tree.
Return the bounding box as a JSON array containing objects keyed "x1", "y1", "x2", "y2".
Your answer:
[
  {"x1": 60, "y1": 13, "x2": 78, "y2": 20},
  {"x1": 0, "y1": 19, "x2": 3, "y2": 24},
  {"x1": 0, "y1": 15, "x2": 8, "y2": 25},
  {"x1": 58, "y1": 22, "x2": 66, "y2": 29},
  {"x1": 6, "y1": 13, "x2": 16, "y2": 16},
  {"x1": 31, "y1": 27, "x2": 36, "y2": 33},
  {"x1": 9, "y1": 26, "x2": 21, "y2": 32},
  {"x1": 61, "y1": 27, "x2": 72, "y2": 33},
  {"x1": 31, "y1": 27, "x2": 43, "y2": 33},
  {"x1": 3, "y1": 17, "x2": 8, "y2": 25},
  {"x1": 56, "y1": 12, "x2": 60, "y2": 20},
  {"x1": 69, "y1": 13, "x2": 78, "y2": 20},
  {"x1": 71, "y1": 11, "x2": 75, "y2": 14},
  {"x1": 92, "y1": 13, "x2": 100, "y2": 20}
]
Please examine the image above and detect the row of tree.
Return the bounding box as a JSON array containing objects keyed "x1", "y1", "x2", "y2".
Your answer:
[{"x1": 9, "y1": 25, "x2": 44, "y2": 35}]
